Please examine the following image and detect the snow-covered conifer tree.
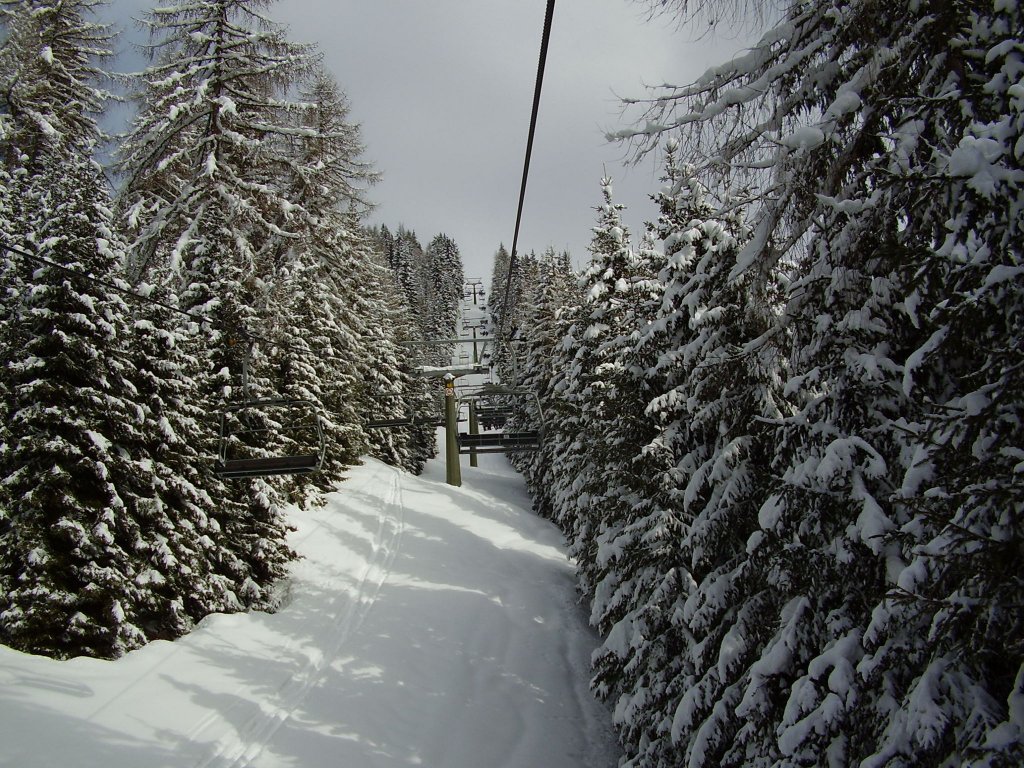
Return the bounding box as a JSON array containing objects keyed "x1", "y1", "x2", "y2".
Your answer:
[
  {"x1": 355, "y1": 235, "x2": 437, "y2": 473},
  {"x1": 0, "y1": 0, "x2": 118, "y2": 430},
  {"x1": 616, "y1": 0, "x2": 1024, "y2": 763},
  {"x1": 851, "y1": 5, "x2": 1024, "y2": 764},
  {"x1": 263, "y1": 70, "x2": 381, "y2": 501},
  {"x1": 124, "y1": 276, "x2": 245, "y2": 636},
  {"x1": 117, "y1": 0, "x2": 320, "y2": 606},
  {"x1": 0, "y1": 0, "x2": 170, "y2": 659},
  {"x1": 0, "y1": 0, "x2": 115, "y2": 169},
  {"x1": 424, "y1": 233, "x2": 464, "y2": 353},
  {"x1": 487, "y1": 243, "x2": 512, "y2": 335},
  {"x1": 619, "y1": 143, "x2": 786, "y2": 768},
  {"x1": 488, "y1": 243, "x2": 538, "y2": 375},
  {"x1": 385, "y1": 227, "x2": 428, "y2": 337},
  {"x1": 0, "y1": 153, "x2": 148, "y2": 658},
  {"x1": 562, "y1": 177, "x2": 665, "y2": 618},
  {"x1": 509, "y1": 247, "x2": 581, "y2": 519},
  {"x1": 0, "y1": 161, "x2": 14, "y2": 481}
]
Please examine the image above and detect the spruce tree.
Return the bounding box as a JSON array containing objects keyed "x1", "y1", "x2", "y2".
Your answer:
[
  {"x1": 497, "y1": 245, "x2": 587, "y2": 533},
  {"x1": 0, "y1": 162, "x2": 14, "y2": 487},
  {"x1": 266, "y1": 70, "x2": 380, "y2": 501},
  {"x1": 627, "y1": 146, "x2": 786, "y2": 768},
  {"x1": 563, "y1": 177, "x2": 665, "y2": 617},
  {"x1": 616, "y1": 0, "x2": 1024, "y2": 763},
  {"x1": 356, "y1": 234, "x2": 437, "y2": 473},
  {"x1": 0, "y1": 0, "x2": 167, "y2": 659},
  {"x1": 488, "y1": 243, "x2": 512, "y2": 337},
  {"x1": 854, "y1": 5, "x2": 1024, "y2": 764},
  {"x1": 124, "y1": 276, "x2": 243, "y2": 636},
  {"x1": 424, "y1": 233, "x2": 465, "y2": 357},
  {"x1": 0, "y1": 153, "x2": 148, "y2": 658},
  {"x1": 0, "y1": 0, "x2": 115, "y2": 169},
  {"x1": 386, "y1": 227, "x2": 428, "y2": 338}
]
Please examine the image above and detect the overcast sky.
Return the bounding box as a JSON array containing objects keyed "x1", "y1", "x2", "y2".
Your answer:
[{"x1": 108, "y1": 1, "x2": 754, "y2": 280}]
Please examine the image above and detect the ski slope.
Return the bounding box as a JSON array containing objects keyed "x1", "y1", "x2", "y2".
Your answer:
[{"x1": 0, "y1": 452, "x2": 620, "y2": 768}]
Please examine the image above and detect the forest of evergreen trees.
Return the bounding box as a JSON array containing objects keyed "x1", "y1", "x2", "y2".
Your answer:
[
  {"x1": 494, "y1": 0, "x2": 1024, "y2": 765},
  {"x1": 0, "y1": 0, "x2": 464, "y2": 659}
]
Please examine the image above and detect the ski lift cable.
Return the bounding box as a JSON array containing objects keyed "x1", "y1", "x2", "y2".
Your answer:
[
  {"x1": 0, "y1": 239, "x2": 282, "y2": 350},
  {"x1": 496, "y1": 0, "x2": 556, "y2": 350}
]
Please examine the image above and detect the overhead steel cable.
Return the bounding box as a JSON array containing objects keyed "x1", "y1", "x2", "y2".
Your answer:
[{"x1": 497, "y1": 0, "x2": 556, "y2": 348}]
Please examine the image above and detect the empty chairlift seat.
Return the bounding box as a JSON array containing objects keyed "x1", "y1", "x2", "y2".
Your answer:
[
  {"x1": 213, "y1": 398, "x2": 325, "y2": 479},
  {"x1": 456, "y1": 386, "x2": 545, "y2": 454},
  {"x1": 456, "y1": 429, "x2": 542, "y2": 453},
  {"x1": 363, "y1": 391, "x2": 445, "y2": 430},
  {"x1": 474, "y1": 403, "x2": 514, "y2": 429}
]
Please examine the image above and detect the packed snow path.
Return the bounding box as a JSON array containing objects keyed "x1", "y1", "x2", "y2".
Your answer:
[{"x1": 0, "y1": 454, "x2": 619, "y2": 768}]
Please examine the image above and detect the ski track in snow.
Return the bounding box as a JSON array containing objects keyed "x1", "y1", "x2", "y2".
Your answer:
[
  {"x1": 0, "y1": 454, "x2": 620, "y2": 768},
  {"x1": 192, "y1": 464, "x2": 407, "y2": 768}
]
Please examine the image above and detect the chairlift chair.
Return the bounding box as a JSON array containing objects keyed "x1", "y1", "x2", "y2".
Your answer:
[
  {"x1": 363, "y1": 390, "x2": 445, "y2": 430},
  {"x1": 476, "y1": 403, "x2": 514, "y2": 429},
  {"x1": 364, "y1": 413, "x2": 444, "y2": 429},
  {"x1": 457, "y1": 386, "x2": 544, "y2": 454},
  {"x1": 213, "y1": 397, "x2": 325, "y2": 478}
]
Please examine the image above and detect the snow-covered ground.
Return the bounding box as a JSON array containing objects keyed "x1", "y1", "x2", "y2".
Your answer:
[{"x1": 0, "y1": 452, "x2": 619, "y2": 768}]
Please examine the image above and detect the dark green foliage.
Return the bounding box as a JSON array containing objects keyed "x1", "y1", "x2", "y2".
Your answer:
[
  {"x1": 0, "y1": 154, "x2": 147, "y2": 658},
  {"x1": 124, "y1": 278, "x2": 242, "y2": 637}
]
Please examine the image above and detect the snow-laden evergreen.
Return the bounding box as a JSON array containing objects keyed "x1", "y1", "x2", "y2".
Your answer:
[
  {"x1": 355, "y1": 235, "x2": 438, "y2": 475},
  {"x1": 509, "y1": 252, "x2": 575, "y2": 523},
  {"x1": 424, "y1": 233, "x2": 465, "y2": 360},
  {"x1": 425, "y1": 234, "x2": 465, "y2": 336},
  {"x1": 262, "y1": 70, "x2": 375, "y2": 502},
  {"x1": 114, "y1": 0, "x2": 327, "y2": 619},
  {"x1": 487, "y1": 243, "x2": 513, "y2": 340},
  {"x1": 117, "y1": 0, "x2": 315, "y2": 282},
  {"x1": 0, "y1": 152, "x2": 148, "y2": 658},
  {"x1": 0, "y1": 161, "x2": 12, "y2": 490},
  {"x1": 0, "y1": 0, "x2": 115, "y2": 168},
  {"x1": 124, "y1": 274, "x2": 245, "y2": 639},
  {"x1": 378, "y1": 225, "x2": 428, "y2": 333},
  {"x1": 0, "y1": 0, "x2": 151, "y2": 658},
  {"x1": 374, "y1": 225, "x2": 471, "y2": 377},
  {"x1": 603, "y1": 151, "x2": 784, "y2": 768}
]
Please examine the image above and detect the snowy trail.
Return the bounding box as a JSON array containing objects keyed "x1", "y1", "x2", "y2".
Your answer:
[
  {"x1": 188, "y1": 464, "x2": 408, "y2": 768},
  {"x1": 0, "y1": 453, "x2": 619, "y2": 768}
]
